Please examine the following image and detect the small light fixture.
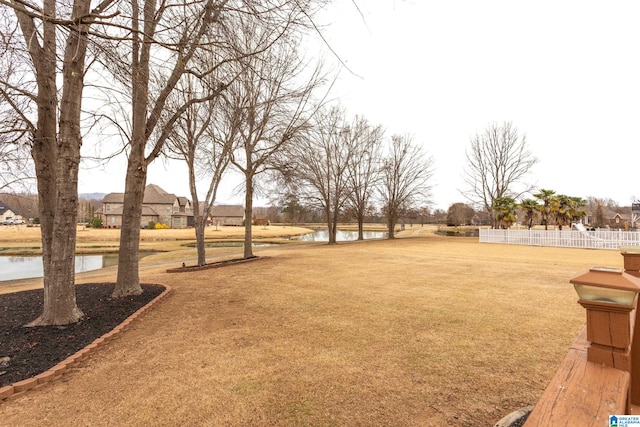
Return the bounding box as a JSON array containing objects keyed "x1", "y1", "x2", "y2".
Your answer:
[
  {"x1": 571, "y1": 266, "x2": 640, "y2": 307},
  {"x1": 570, "y1": 266, "x2": 640, "y2": 370}
]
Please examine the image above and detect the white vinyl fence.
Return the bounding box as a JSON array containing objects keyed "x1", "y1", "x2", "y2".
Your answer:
[{"x1": 479, "y1": 228, "x2": 640, "y2": 250}]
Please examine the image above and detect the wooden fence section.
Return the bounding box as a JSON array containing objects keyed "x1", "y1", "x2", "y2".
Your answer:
[
  {"x1": 524, "y1": 328, "x2": 630, "y2": 426},
  {"x1": 480, "y1": 229, "x2": 640, "y2": 250}
]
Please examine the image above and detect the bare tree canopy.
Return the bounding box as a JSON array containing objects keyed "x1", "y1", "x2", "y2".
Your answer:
[
  {"x1": 0, "y1": 140, "x2": 33, "y2": 193},
  {"x1": 284, "y1": 105, "x2": 353, "y2": 244},
  {"x1": 166, "y1": 72, "x2": 234, "y2": 267},
  {"x1": 344, "y1": 115, "x2": 384, "y2": 240},
  {"x1": 462, "y1": 121, "x2": 537, "y2": 227},
  {"x1": 379, "y1": 134, "x2": 434, "y2": 239},
  {"x1": 226, "y1": 15, "x2": 328, "y2": 257},
  {"x1": 0, "y1": 33, "x2": 34, "y2": 194}
]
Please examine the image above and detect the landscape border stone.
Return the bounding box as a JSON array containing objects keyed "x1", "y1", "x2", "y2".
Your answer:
[
  {"x1": 166, "y1": 256, "x2": 266, "y2": 273},
  {"x1": 493, "y1": 405, "x2": 533, "y2": 427},
  {"x1": 0, "y1": 284, "x2": 172, "y2": 402}
]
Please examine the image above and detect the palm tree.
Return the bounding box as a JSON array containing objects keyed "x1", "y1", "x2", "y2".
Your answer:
[
  {"x1": 534, "y1": 189, "x2": 556, "y2": 230},
  {"x1": 569, "y1": 196, "x2": 587, "y2": 225},
  {"x1": 554, "y1": 195, "x2": 572, "y2": 230},
  {"x1": 493, "y1": 196, "x2": 517, "y2": 229},
  {"x1": 553, "y1": 195, "x2": 586, "y2": 230},
  {"x1": 519, "y1": 198, "x2": 539, "y2": 229}
]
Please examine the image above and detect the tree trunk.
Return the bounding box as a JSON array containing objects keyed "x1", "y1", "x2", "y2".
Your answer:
[
  {"x1": 30, "y1": 73, "x2": 59, "y2": 324},
  {"x1": 195, "y1": 220, "x2": 206, "y2": 266},
  {"x1": 387, "y1": 210, "x2": 396, "y2": 239},
  {"x1": 243, "y1": 175, "x2": 254, "y2": 259},
  {"x1": 113, "y1": 159, "x2": 145, "y2": 297},
  {"x1": 192, "y1": 196, "x2": 207, "y2": 267},
  {"x1": 188, "y1": 185, "x2": 206, "y2": 266},
  {"x1": 323, "y1": 204, "x2": 337, "y2": 245},
  {"x1": 30, "y1": 117, "x2": 84, "y2": 324},
  {"x1": 357, "y1": 210, "x2": 364, "y2": 241},
  {"x1": 39, "y1": 132, "x2": 83, "y2": 323},
  {"x1": 330, "y1": 206, "x2": 340, "y2": 244}
]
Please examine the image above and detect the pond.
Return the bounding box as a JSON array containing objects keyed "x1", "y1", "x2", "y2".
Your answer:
[
  {"x1": 296, "y1": 229, "x2": 387, "y2": 242},
  {"x1": 183, "y1": 242, "x2": 277, "y2": 248},
  {"x1": 0, "y1": 254, "x2": 120, "y2": 282}
]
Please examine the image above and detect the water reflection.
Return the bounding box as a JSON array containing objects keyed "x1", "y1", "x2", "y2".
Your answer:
[
  {"x1": 296, "y1": 229, "x2": 387, "y2": 242},
  {"x1": 1, "y1": 254, "x2": 119, "y2": 282},
  {"x1": 184, "y1": 242, "x2": 276, "y2": 248}
]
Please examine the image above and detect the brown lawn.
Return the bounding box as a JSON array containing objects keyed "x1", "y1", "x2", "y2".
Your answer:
[{"x1": 0, "y1": 225, "x2": 622, "y2": 426}]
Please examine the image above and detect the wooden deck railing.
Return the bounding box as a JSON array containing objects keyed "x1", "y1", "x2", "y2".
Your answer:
[
  {"x1": 524, "y1": 327, "x2": 630, "y2": 426},
  {"x1": 525, "y1": 252, "x2": 640, "y2": 425}
]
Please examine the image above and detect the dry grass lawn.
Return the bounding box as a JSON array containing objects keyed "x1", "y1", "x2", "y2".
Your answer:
[{"x1": 0, "y1": 225, "x2": 623, "y2": 426}]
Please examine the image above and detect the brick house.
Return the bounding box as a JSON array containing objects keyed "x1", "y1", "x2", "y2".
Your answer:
[
  {"x1": 98, "y1": 184, "x2": 193, "y2": 228},
  {"x1": 610, "y1": 213, "x2": 631, "y2": 230},
  {"x1": 208, "y1": 205, "x2": 245, "y2": 226}
]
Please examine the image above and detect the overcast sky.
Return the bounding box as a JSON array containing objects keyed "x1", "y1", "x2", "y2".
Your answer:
[{"x1": 78, "y1": 1, "x2": 640, "y2": 211}]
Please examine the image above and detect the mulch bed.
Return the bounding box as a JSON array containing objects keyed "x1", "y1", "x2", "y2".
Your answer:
[{"x1": 0, "y1": 283, "x2": 164, "y2": 388}]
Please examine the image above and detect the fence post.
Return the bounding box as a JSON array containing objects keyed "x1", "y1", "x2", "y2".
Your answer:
[{"x1": 621, "y1": 248, "x2": 640, "y2": 409}]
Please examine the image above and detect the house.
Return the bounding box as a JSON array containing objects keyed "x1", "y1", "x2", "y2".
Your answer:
[
  {"x1": 0, "y1": 204, "x2": 17, "y2": 223},
  {"x1": 97, "y1": 184, "x2": 194, "y2": 228},
  {"x1": 173, "y1": 196, "x2": 194, "y2": 228},
  {"x1": 610, "y1": 213, "x2": 631, "y2": 230},
  {"x1": 209, "y1": 205, "x2": 245, "y2": 226}
]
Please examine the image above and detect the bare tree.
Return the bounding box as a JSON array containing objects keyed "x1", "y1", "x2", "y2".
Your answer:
[
  {"x1": 167, "y1": 75, "x2": 234, "y2": 266},
  {"x1": 105, "y1": 0, "x2": 233, "y2": 297},
  {"x1": 586, "y1": 196, "x2": 618, "y2": 228},
  {"x1": 446, "y1": 202, "x2": 475, "y2": 226},
  {"x1": 286, "y1": 106, "x2": 353, "y2": 244},
  {"x1": 0, "y1": 0, "x2": 117, "y2": 324},
  {"x1": 379, "y1": 134, "x2": 434, "y2": 239},
  {"x1": 345, "y1": 116, "x2": 384, "y2": 240},
  {"x1": 462, "y1": 121, "x2": 538, "y2": 228},
  {"x1": 226, "y1": 19, "x2": 327, "y2": 257}
]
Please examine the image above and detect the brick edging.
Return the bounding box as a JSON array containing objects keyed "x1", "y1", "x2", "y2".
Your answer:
[
  {"x1": 166, "y1": 256, "x2": 265, "y2": 273},
  {"x1": 0, "y1": 285, "x2": 172, "y2": 402}
]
